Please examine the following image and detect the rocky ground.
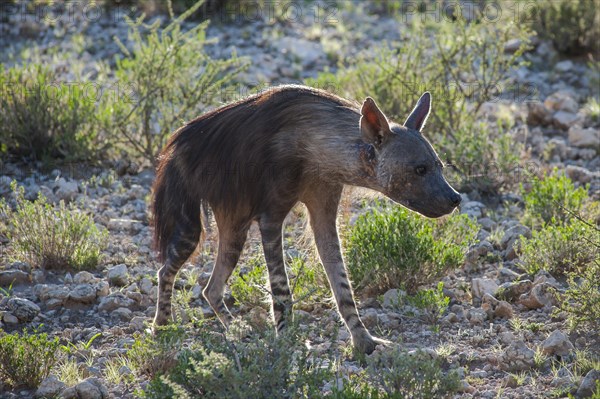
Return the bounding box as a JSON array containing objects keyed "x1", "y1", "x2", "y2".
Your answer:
[{"x1": 0, "y1": 2, "x2": 599, "y2": 398}]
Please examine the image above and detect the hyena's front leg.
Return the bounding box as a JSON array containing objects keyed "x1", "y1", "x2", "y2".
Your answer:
[
  {"x1": 259, "y1": 215, "x2": 293, "y2": 332},
  {"x1": 154, "y1": 222, "x2": 201, "y2": 330},
  {"x1": 304, "y1": 185, "x2": 387, "y2": 354},
  {"x1": 202, "y1": 223, "x2": 249, "y2": 327}
]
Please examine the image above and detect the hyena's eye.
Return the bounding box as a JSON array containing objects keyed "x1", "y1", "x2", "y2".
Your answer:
[{"x1": 415, "y1": 165, "x2": 427, "y2": 176}]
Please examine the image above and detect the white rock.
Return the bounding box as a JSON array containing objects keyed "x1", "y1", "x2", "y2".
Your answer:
[
  {"x1": 107, "y1": 264, "x2": 129, "y2": 286},
  {"x1": 69, "y1": 284, "x2": 97, "y2": 304},
  {"x1": 74, "y1": 271, "x2": 98, "y2": 285},
  {"x1": 382, "y1": 288, "x2": 406, "y2": 309},
  {"x1": 53, "y1": 178, "x2": 79, "y2": 202},
  {"x1": 501, "y1": 340, "x2": 535, "y2": 371},
  {"x1": 554, "y1": 60, "x2": 573, "y2": 73},
  {"x1": 544, "y1": 91, "x2": 578, "y2": 113},
  {"x1": 542, "y1": 330, "x2": 574, "y2": 357},
  {"x1": 568, "y1": 126, "x2": 599, "y2": 149},
  {"x1": 553, "y1": 111, "x2": 581, "y2": 130},
  {"x1": 471, "y1": 278, "x2": 499, "y2": 301}
]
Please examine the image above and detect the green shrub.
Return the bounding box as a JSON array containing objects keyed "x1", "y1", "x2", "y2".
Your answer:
[
  {"x1": 331, "y1": 348, "x2": 461, "y2": 399},
  {"x1": 287, "y1": 255, "x2": 329, "y2": 308},
  {"x1": 307, "y1": 13, "x2": 531, "y2": 194},
  {"x1": 0, "y1": 64, "x2": 98, "y2": 161},
  {"x1": 0, "y1": 182, "x2": 108, "y2": 270},
  {"x1": 520, "y1": 171, "x2": 589, "y2": 228},
  {"x1": 518, "y1": 219, "x2": 598, "y2": 276},
  {"x1": 229, "y1": 253, "x2": 268, "y2": 309},
  {"x1": 101, "y1": 0, "x2": 247, "y2": 164},
  {"x1": 530, "y1": 0, "x2": 600, "y2": 55},
  {"x1": 142, "y1": 321, "x2": 335, "y2": 399},
  {"x1": 404, "y1": 282, "x2": 450, "y2": 327},
  {"x1": 344, "y1": 202, "x2": 476, "y2": 295},
  {"x1": 127, "y1": 325, "x2": 186, "y2": 378},
  {"x1": 0, "y1": 329, "x2": 60, "y2": 389},
  {"x1": 559, "y1": 259, "x2": 600, "y2": 332}
]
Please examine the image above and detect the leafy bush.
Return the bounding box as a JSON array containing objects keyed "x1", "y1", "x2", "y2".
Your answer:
[
  {"x1": 530, "y1": 0, "x2": 600, "y2": 55},
  {"x1": 518, "y1": 219, "x2": 598, "y2": 276},
  {"x1": 344, "y1": 203, "x2": 476, "y2": 295},
  {"x1": 229, "y1": 253, "x2": 269, "y2": 309},
  {"x1": 142, "y1": 321, "x2": 335, "y2": 399},
  {"x1": 559, "y1": 259, "x2": 600, "y2": 332},
  {"x1": 404, "y1": 282, "x2": 450, "y2": 327},
  {"x1": 520, "y1": 171, "x2": 589, "y2": 228},
  {"x1": 331, "y1": 348, "x2": 461, "y2": 399},
  {"x1": 0, "y1": 64, "x2": 98, "y2": 161},
  {"x1": 101, "y1": 0, "x2": 247, "y2": 164},
  {"x1": 307, "y1": 13, "x2": 531, "y2": 194},
  {"x1": 0, "y1": 329, "x2": 60, "y2": 389},
  {"x1": 0, "y1": 182, "x2": 108, "y2": 269},
  {"x1": 287, "y1": 255, "x2": 329, "y2": 308},
  {"x1": 127, "y1": 326, "x2": 185, "y2": 378}
]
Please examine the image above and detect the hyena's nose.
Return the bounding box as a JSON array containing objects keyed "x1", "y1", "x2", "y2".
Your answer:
[{"x1": 450, "y1": 193, "x2": 461, "y2": 207}]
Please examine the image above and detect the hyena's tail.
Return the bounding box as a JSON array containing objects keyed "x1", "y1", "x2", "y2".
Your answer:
[{"x1": 151, "y1": 151, "x2": 202, "y2": 263}]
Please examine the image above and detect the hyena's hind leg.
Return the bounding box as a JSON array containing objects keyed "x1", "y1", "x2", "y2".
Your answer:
[
  {"x1": 202, "y1": 220, "x2": 250, "y2": 327},
  {"x1": 259, "y1": 213, "x2": 293, "y2": 332},
  {"x1": 153, "y1": 222, "x2": 202, "y2": 330}
]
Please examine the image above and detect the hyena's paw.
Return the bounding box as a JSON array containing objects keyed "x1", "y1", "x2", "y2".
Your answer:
[
  {"x1": 152, "y1": 314, "x2": 172, "y2": 335},
  {"x1": 353, "y1": 332, "x2": 392, "y2": 354}
]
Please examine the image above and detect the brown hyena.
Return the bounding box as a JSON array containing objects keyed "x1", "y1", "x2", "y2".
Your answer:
[{"x1": 152, "y1": 85, "x2": 461, "y2": 354}]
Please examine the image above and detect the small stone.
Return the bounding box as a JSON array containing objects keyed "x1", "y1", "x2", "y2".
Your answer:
[
  {"x1": 501, "y1": 339, "x2": 535, "y2": 371},
  {"x1": 554, "y1": 60, "x2": 573, "y2": 73},
  {"x1": 542, "y1": 330, "x2": 574, "y2": 357},
  {"x1": 568, "y1": 126, "x2": 599, "y2": 149},
  {"x1": 519, "y1": 282, "x2": 556, "y2": 309},
  {"x1": 138, "y1": 277, "x2": 153, "y2": 295},
  {"x1": 501, "y1": 225, "x2": 531, "y2": 250},
  {"x1": 0, "y1": 270, "x2": 30, "y2": 286},
  {"x1": 565, "y1": 165, "x2": 594, "y2": 184},
  {"x1": 553, "y1": 111, "x2": 581, "y2": 130},
  {"x1": 497, "y1": 280, "x2": 533, "y2": 302},
  {"x1": 69, "y1": 284, "x2": 97, "y2": 304},
  {"x1": 35, "y1": 375, "x2": 65, "y2": 398},
  {"x1": 499, "y1": 331, "x2": 515, "y2": 345},
  {"x1": 98, "y1": 293, "x2": 135, "y2": 313},
  {"x1": 471, "y1": 278, "x2": 499, "y2": 303},
  {"x1": 382, "y1": 288, "x2": 406, "y2": 309},
  {"x1": 3, "y1": 312, "x2": 19, "y2": 325},
  {"x1": 53, "y1": 178, "x2": 79, "y2": 202},
  {"x1": 361, "y1": 308, "x2": 378, "y2": 329},
  {"x1": 468, "y1": 308, "x2": 488, "y2": 326},
  {"x1": 61, "y1": 377, "x2": 108, "y2": 399},
  {"x1": 74, "y1": 271, "x2": 98, "y2": 285},
  {"x1": 577, "y1": 369, "x2": 600, "y2": 397},
  {"x1": 129, "y1": 316, "x2": 147, "y2": 331},
  {"x1": 494, "y1": 300, "x2": 514, "y2": 319},
  {"x1": 112, "y1": 307, "x2": 133, "y2": 321},
  {"x1": 107, "y1": 264, "x2": 129, "y2": 287},
  {"x1": 544, "y1": 91, "x2": 578, "y2": 113},
  {"x1": 7, "y1": 297, "x2": 40, "y2": 322}
]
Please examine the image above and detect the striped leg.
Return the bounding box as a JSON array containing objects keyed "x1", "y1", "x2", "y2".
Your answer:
[
  {"x1": 153, "y1": 223, "x2": 201, "y2": 330},
  {"x1": 303, "y1": 184, "x2": 388, "y2": 354},
  {"x1": 203, "y1": 222, "x2": 249, "y2": 327},
  {"x1": 259, "y1": 215, "x2": 292, "y2": 332}
]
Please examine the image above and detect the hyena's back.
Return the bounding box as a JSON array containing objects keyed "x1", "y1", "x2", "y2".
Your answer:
[{"x1": 152, "y1": 85, "x2": 359, "y2": 260}]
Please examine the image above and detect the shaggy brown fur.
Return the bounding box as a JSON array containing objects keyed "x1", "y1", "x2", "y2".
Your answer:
[{"x1": 152, "y1": 85, "x2": 461, "y2": 354}]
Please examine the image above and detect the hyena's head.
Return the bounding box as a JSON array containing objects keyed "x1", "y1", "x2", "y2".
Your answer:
[{"x1": 359, "y1": 92, "x2": 461, "y2": 218}]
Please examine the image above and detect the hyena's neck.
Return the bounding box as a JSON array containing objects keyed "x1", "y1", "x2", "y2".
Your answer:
[{"x1": 302, "y1": 124, "x2": 382, "y2": 191}]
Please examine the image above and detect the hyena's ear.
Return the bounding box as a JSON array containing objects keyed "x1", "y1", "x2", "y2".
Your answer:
[
  {"x1": 404, "y1": 92, "x2": 431, "y2": 132},
  {"x1": 360, "y1": 97, "x2": 390, "y2": 145}
]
